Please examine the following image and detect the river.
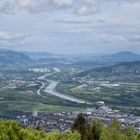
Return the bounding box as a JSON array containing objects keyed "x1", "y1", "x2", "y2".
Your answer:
[{"x1": 38, "y1": 68, "x2": 91, "y2": 104}]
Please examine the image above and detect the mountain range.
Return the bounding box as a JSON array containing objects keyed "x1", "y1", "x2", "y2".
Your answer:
[
  {"x1": 0, "y1": 49, "x2": 140, "y2": 64},
  {"x1": 101, "y1": 51, "x2": 140, "y2": 62},
  {"x1": 76, "y1": 61, "x2": 140, "y2": 78},
  {"x1": 0, "y1": 49, "x2": 31, "y2": 64}
]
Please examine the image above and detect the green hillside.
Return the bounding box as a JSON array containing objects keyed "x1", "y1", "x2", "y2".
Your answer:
[
  {"x1": 0, "y1": 50, "x2": 31, "y2": 64},
  {"x1": 77, "y1": 61, "x2": 140, "y2": 80},
  {"x1": 0, "y1": 115, "x2": 140, "y2": 140}
]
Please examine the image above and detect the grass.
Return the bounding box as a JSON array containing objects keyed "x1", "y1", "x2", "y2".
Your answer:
[
  {"x1": 56, "y1": 81, "x2": 140, "y2": 107},
  {"x1": 0, "y1": 101, "x2": 83, "y2": 112}
]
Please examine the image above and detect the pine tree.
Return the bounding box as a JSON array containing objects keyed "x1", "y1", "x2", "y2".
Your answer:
[
  {"x1": 90, "y1": 118, "x2": 104, "y2": 140},
  {"x1": 125, "y1": 126, "x2": 135, "y2": 140},
  {"x1": 71, "y1": 114, "x2": 87, "y2": 140}
]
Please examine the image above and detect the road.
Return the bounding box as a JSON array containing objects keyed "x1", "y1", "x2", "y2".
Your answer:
[{"x1": 37, "y1": 81, "x2": 45, "y2": 95}]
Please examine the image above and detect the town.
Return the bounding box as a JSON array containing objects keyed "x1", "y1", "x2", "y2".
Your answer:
[{"x1": 17, "y1": 101, "x2": 140, "y2": 132}]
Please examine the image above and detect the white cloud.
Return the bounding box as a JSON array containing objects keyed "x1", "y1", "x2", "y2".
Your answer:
[
  {"x1": 0, "y1": 0, "x2": 73, "y2": 14},
  {"x1": 93, "y1": 0, "x2": 140, "y2": 29},
  {"x1": 82, "y1": 0, "x2": 95, "y2": 4},
  {"x1": 90, "y1": 33, "x2": 140, "y2": 44},
  {"x1": 66, "y1": 28, "x2": 92, "y2": 33},
  {"x1": 118, "y1": 1, "x2": 140, "y2": 18},
  {"x1": 127, "y1": 34, "x2": 140, "y2": 42},
  {"x1": 0, "y1": 1, "x2": 16, "y2": 14},
  {"x1": 0, "y1": 32, "x2": 10, "y2": 40},
  {"x1": 95, "y1": 34, "x2": 126, "y2": 43},
  {"x1": 0, "y1": 0, "x2": 97, "y2": 16},
  {"x1": 53, "y1": 0, "x2": 73, "y2": 6},
  {"x1": 75, "y1": 5, "x2": 96, "y2": 16},
  {"x1": 17, "y1": 0, "x2": 50, "y2": 13},
  {"x1": 17, "y1": 0, "x2": 73, "y2": 13},
  {"x1": 17, "y1": 0, "x2": 34, "y2": 9},
  {"x1": 74, "y1": 0, "x2": 97, "y2": 16},
  {"x1": 0, "y1": 31, "x2": 30, "y2": 44}
]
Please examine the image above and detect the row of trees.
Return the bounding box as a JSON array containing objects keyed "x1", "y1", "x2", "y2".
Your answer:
[
  {"x1": 71, "y1": 114, "x2": 140, "y2": 140},
  {"x1": 0, "y1": 120, "x2": 80, "y2": 140},
  {"x1": 0, "y1": 114, "x2": 140, "y2": 140}
]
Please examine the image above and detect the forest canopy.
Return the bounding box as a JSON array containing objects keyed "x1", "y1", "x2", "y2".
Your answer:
[{"x1": 0, "y1": 115, "x2": 140, "y2": 140}]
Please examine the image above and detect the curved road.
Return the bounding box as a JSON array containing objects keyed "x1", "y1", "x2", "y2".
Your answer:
[{"x1": 37, "y1": 81, "x2": 45, "y2": 96}]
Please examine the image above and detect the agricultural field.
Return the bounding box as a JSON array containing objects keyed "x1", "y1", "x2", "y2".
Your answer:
[
  {"x1": 0, "y1": 65, "x2": 87, "y2": 118},
  {"x1": 1, "y1": 60, "x2": 140, "y2": 117},
  {"x1": 56, "y1": 81, "x2": 140, "y2": 114}
]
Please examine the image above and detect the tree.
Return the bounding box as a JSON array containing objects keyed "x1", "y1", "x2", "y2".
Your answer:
[
  {"x1": 100, "y1": 118, "x2": 122, "y2": 140},
  {"x1": 108, "y1": 118, "x2": 120, "y2": 131},
  {"x1": 136, "y1": 132, "x2": 140, "y2": 140},
  {"x1": 91, "y1": 118, "x2": 104, "y2": 140},
  {"x1": 71, "y1": 114, "x2": 87, "y2": 140},
  {"x1": 125, "y1": 126, "x2": 135, "y2": 140}
]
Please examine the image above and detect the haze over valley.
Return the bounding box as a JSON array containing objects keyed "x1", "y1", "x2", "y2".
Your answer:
[{"x1": 0, "y1": 0, "x2": 140, "y2": 139}]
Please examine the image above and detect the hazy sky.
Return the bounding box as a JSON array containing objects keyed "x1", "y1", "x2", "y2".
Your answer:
[{"x1": 0, "y1": 0, "x2": 140, "y2": 54}]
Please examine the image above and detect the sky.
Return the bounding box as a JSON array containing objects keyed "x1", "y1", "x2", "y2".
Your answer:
[{"x1": 0, "y1": 0, "x2": 140, "y2": 54}]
